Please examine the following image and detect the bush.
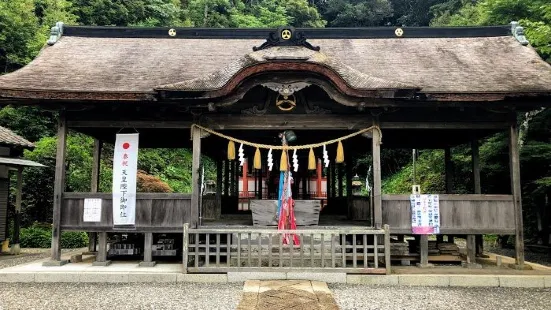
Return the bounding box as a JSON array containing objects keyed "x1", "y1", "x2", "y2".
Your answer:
[
  {"x1": 20, "y1": 226, "x2": 51, "y2": 248},
  {"x1": 19, "y1": 223, "x2": 88, "y2": 248},
  {"x1": 61, "y1": 231, "x2": 89, "y2": 248}
]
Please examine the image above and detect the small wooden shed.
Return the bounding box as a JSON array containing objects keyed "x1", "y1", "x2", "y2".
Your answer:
[{"x1": 0, "y1": 126, "x2": 44, "y2": 253}]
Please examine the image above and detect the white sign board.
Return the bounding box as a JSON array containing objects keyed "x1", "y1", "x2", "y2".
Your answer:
[
  {"x1": 410, "y1": 194, "x2": 440, "y2": 234},
  {"x1": 83, "y1": 198, "x2": 102, "y2": 222},
  {"x1": 112, "y1": 133, "x2": 139, "y2": 226}
]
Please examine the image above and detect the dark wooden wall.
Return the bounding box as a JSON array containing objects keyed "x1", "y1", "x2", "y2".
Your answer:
[
  {"x1": 61, "y1": 193, "x2": 191, "y2": 232},
  {"x1": 382, "y1": 194, "x2": 515, "y2": 234},
  {"x1": 0, "y1": 178, "x2": 8, "y2": 241}
]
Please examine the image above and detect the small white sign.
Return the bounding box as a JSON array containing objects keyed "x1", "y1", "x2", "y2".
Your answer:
[{"x1": 83, "y1": 198, "x2": 102, "y2": 222}]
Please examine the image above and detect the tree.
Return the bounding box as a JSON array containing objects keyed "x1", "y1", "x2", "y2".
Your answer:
[
  {"x1": 0, "y1": 0, "x2": 42, "y2": 73},
  {"x1": 318, "y1": 0, "x2": 393, "y2": 27}
]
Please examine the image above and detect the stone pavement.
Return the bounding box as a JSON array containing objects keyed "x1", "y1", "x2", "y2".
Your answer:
[{"x1": 237, "y1": 280, "x2": 339, "y2": 310}]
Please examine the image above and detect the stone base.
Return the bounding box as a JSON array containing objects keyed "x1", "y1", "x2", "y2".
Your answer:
[
  {"x1": 139, "y1": 261, "x2": 157, "y2": 267},
  {"x1": 477, "y1": 253, "x2": 490, "y2": 258},
  {"x1": 462, "y1": 262, "x2": 483, "y2": 269},
  {"x1": 508, "y1": 263, "x2": 532, "y2": 270},
  {"x1": 92, "y1": 260, "x2": 112, "y2": 266},
  {"x1": 10, "y1": 244, "x2": 21, "y2": 255},
  {"x1": 81, "y1": 251, "x2": 97, "y2": 255},
  {"x1": 70, "y1": 254, "x2": 83, "y2": 263},
  {"x1": 416, "y1": 263, "x2": 434, "y2": 268},
  {"x1": 42, "y1": 259, "x2": 69, "y2": 267}
]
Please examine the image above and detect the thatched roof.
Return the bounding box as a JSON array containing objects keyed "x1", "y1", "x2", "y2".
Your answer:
[
  {"x1": 0, "y1": 126, "x2": 34, "y2": 149},
  {"x1": 0, "y1": 24, "x2": 550, "y2": 102}
]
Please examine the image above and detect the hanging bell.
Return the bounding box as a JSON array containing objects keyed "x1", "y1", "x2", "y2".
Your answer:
[{"x1": 283, "y1": 130, "x2": 297, "y2": 143}]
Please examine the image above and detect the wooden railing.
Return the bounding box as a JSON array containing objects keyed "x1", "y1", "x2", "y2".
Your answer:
[{"x1": 183, "y1": 224, "x2": 391, "y2": 274}]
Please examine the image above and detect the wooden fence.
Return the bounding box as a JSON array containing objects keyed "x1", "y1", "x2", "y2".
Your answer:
[{"x1": 183, "y1": 224, "x2": 391, "y2": 274}]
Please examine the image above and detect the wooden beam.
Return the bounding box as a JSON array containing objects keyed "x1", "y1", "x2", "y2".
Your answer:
[
  {"x1": 45, "y1": 111, "x2": 68, "y2": 265},
  {"x1": 11, "y1": 167, "x2": 23, "y2": 255},
  {"x1": 191, "y1": 126, "x2": 201, "y2": 228},
  {"x1": 509, "y1": 122, "x2": 525, "y2": 268},
  {"x1": 66, "y1": 118, "x2": 508, "y2": 130},
  {"x1": 381, "y1": 122, "x2": 509, "y2": 130},
  {"x1": 372, "y1": 123, "x2": 382, "y2": 229}
]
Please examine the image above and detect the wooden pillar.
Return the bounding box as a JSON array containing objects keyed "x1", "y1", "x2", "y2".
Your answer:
[
  {"x1": 338, "y1": 164, "x2": 344, "y2": 197},
  {"x1": 316, "y1": 159, "x2": 322, "y2": 198},
  {"x1": 43, "y1": 112, "x2": 68, "y2": 266},
  {"x1": 331, "y1": 162, "x2": 336, "y2": 198},
  {"x1": 445, "y1": 147, "x2": 454, "y2": 243},
  {"x1": 419, "y1": 235, "x2": 429, "y2": 266},
  {"x1": 139, "y1": 232, "x2": 156, "y2": 267},
  {"x1": 346, "y1": 161, "x2": 352, "y2": 198},
  {"x1": 190, "y1": 126, "x2": 201, "y2": 228},
  {"x1": 328, "y1": 159, "x2": 333, "y2": 199},
  {"x1": 445, "y1": 147, "x2": 453, "y2": 194},
  {"x1": 224, "y1": 160, "x2": 229, "y2": 197},
  {"x1": 509, "y1": 122, "x2": 525, "y2": 268},
  {"x1": 216, "y1": 159, "x2": 222, "y2": 212},
  {"x1": 92, "y1": 232, "x2": 110, "y2": 266},
  {"x1": 257, "y1": 165, "x2": 263, "y2": 199},
  {"x1": 11, "y1": 167, "x2": 23, "y2": 255},
  {"x1": 472, "y1": 138, "x2": 486, "y2": 257},
  {"x1": 88, "y1": 139, "x2": 102, "y2": 254},
  {"x1": 372, "y1": 126, "x2": 382, "y2": 229},
  {"x1": 242, "y1": 159, "x2": 248, "y2": 197}
]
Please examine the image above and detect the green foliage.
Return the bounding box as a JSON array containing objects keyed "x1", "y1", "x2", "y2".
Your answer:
[
  {"x1": 318, "y1": 0, "x2": 393, "y2": 27},
  {"x1": 20, "y1": 225, "x2": 51, "y2": 248},
  {"x1": 0, "y1": 0, "x2": 76, "y2": 73},
  {"x1": 61, "y1": 231, "x2": 89, "y2": 248},
  {"x1": 72, "y1": 0, "x2": 184, "y2": 26},
  {"x1": 0, "y1": 0, "x2": 42, "y2": 72},
  {"x1": 0, "y1": 106, "x2": 57, "y2": 142},
  {"x1": 430, "y1": 0, "x2": 551, "y2": 62},
  {"x1": 20, "y1": 223, "x2": 88, "y2": 248}
]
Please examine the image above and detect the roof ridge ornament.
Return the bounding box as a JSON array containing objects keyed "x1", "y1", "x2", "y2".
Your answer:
[
  {"x1": 253, "y1": 26, "x2": 320, "y2": 52},
  {"x1": 47, "y1": 22, "x2": 64, "y2": 46},
  {"x1": 511, "y1": 21, "x2": 529, "y2": 46}
]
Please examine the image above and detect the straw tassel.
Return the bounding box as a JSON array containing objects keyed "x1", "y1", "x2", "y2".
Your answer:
[
  {"x1": 280, "y1": 150, "x2": 288, "y2": 171},
  {"x1": 308, "y1": 148, "x2": 316, "y2": 170},
  {"x1": 336, "y1": 141, "x2": 344, "y2": 163},
  {"x1": 254, "y1": 148, "x2": 261, "y2": 170},
  {"x1": 227, "y1": 140, "x2": 235, "y2": 160}
]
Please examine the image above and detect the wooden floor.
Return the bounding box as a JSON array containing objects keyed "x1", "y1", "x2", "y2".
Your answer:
[{"x1": 200, "y1": 213, "x2": 371, "y2": 228}]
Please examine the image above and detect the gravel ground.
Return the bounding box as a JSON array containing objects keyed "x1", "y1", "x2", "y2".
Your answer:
[
  {"x1": 331, "y1": 285, "x2": 551, "y2": 310},
  {"x1": 1, "y1": 283, "x2": 550, "y2": 310},
  {"x1": 0, "y1": 283, "x2": 242, "y2": 310},
  {"x1": 0, "y1": 248, "x2": 86, "y2": 269}
]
